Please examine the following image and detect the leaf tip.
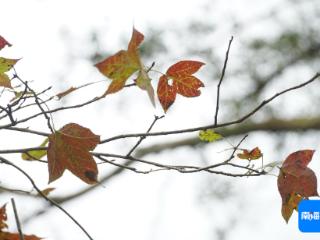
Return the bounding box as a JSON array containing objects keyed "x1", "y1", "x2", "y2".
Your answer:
[
  {"x1": 84, "y1": 170, "x2": 98, "y2": 184},
  {"x1": 0, "y1": 35, "x2": 12, "y2": 50}
]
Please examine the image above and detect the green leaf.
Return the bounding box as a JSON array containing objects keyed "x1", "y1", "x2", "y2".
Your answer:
[
  {"x1": 0, "y1": 58, "x2": 19, "y2": 89},
  {"x1": 0, "y1": 58, "x2": 19, "y2": 73},
  {"x1": 22, "y1": 138, "x2": 48, "y2": 161},
  {"x1": 199, "y1": 129, "x2": 222, "y2": 142}
]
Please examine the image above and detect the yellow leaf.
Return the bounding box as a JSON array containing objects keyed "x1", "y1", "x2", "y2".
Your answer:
[
  {"x1": 199, "y1": 129, "x2": 222, "y2": 142},
  {"x1": 22, "y1": 138, "x2": 48, "y2": 161},
  {"x1": 0, "y1": 58, "x2": 19, "y2": 73}
]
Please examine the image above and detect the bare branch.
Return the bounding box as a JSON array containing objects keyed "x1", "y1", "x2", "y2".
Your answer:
[
  {"x1": 0, "y1": 147, "x2": 47, "y2": 154},
  {"x1": 20, "y1": 132, "x2": 265, "y2": 224},
  {"x1": 0, "y1": 186, "x2": 31, "y2": 195},
  {"x1": 135, "y1": 116, "x2": 320, "y2": 155},
  {"x1": 3, "y1": 116, "x2": 320, "y2": 163},
  {"x1": 0, "y1": 105, "x2": 16, "y2": 125},
  {"x1": 126, "y1": 115, "x2": 164, "y2": 156},
  {"x1": 100, "y1": 72, "x2": 320, "y2": 143},
  {"x1": 3, "y1": 127, "x2": 50, "y2": 137},
  {"x1": 12, "y1": 69, "x2": 55, "y2": 133},
  {"x1": 214, "y1": 36, "x2": 233, "y2": 125},
  {"x1": 94, "y1": 135, "x2": 253, "y2": 175}
]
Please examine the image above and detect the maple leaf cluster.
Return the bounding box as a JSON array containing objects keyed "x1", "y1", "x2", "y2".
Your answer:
[
  {"x1": 1, "y1": 30, "x2": 319, "y2": 229},
  {"x1": 1, "y1": 29, "x2": 203, "y2": 185},
  {"x1": 235, "y1": 147, "x2": 319, "y2": 222},
  {"x1": 95, "y1": 28, "x2": 205, "y2": 112},
  {"x1": 0, "y1": 30, "x2": 205, "y2": 185},
  {"x1": 0, "y1": 204, "x2": 41, "y2": 240}
]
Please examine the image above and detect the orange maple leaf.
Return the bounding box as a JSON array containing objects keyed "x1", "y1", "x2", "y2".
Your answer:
[
  {"x1": 47, "y1": 123, "x2": 100, "y2": 184},
  {"x1": 237, "y1": 147, "x2": 262, "y2": 161},
  {"x1": 157, "y1": 60, "x2": 205, "y2": 112},
  {"x1": 95, "y1": 28, "x2": 153, "y2": 98}
]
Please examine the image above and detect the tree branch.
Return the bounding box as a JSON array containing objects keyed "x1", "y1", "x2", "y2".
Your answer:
[
  {"x1": 101, "y1": 72, "x2": 320, "y2": 143},
  {"x1": 214, "y1": 36, "x2": 233, "y2": 125},
  {"x1": 135, "y1": 116, "x2": 320, "y2": 155}
]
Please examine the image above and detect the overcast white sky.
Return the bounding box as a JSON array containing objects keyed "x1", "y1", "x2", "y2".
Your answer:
[{"x1": 1, "y1": 0, "x2": 320, "y2": 240}]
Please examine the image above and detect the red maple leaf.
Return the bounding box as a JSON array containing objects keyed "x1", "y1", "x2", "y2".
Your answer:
[
  {"x1": 277, "y1": 150, "x2": 319, "y2": 222},
  {"x1": 47, "y1": 123, "x2": 100, "y2": 184},
  {"x1": 157, "y1": 60, "x2": 205, "y2": 112}
]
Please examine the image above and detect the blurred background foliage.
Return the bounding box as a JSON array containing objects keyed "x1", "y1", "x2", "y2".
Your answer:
[
  {"x1": 53, "y1": 0, "x2": 320, "y2": 238},
  {"x1": 1, "y1": 0, "x2": 320, "y2": 239}
]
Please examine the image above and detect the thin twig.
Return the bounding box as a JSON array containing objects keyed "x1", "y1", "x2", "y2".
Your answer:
[
  {"x1": 3, "y1": 126, "x2": 50, "y2": 137},
  {"x1": 23, "y1": 160, "x2": 135, "y2": 223},
  {"x1": 0, "y1": 156, "x2": 94, "y2": 240},
  {"x1": 0, "y1": 147, "x2": 47, "y2": 154},
  {"x1": 23, "y1": 138, "x2": 265, "y2": 223},
  {"x1": 0, "y1": 105, "x2": 15, "y2": 125},
  {"x1": 94, "y1": 151, "x2": 265, "y2": 176},
  {"x1": 214, "y1": 36, "x2": 233, "y2": 125},
  {"x1": 0, "y1": 95, "x2": 103, "y2": 129},
  {"x1": 93, "y1": 134, "x2": 264, "y2": 177},
  {"x1": 126, "y1": 115, "x2": 164, "y2": 156},
  {"x1": 0, "y1": 186, "x2": 31, "y2": 195},
  {"x1": 12, "y1": 68, "x2": 55, "y2": 133},
  {"x1": 96, "y1": 155, "x2": 152, "y2": 174},
  {"x1": 8, "y1": 83, "x2": 29, "y2": 108},
  {"x1": 223, "y1": 134, "x2": 248, "y2": 163},
  {"x1": 11, "y1": 198, "x2": 25, "y2": 240},
  {"x1": 0, "y1": 96, "x2": 54, "y2": 121}
]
